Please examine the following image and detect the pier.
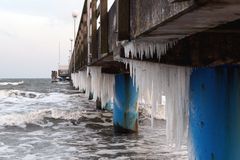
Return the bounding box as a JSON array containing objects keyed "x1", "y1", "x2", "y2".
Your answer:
[{"x1": 69, "y1": 0, "x2": 240, "y2": 159}]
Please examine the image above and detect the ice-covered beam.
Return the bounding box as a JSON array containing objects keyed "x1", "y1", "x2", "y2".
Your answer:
[
  {"x1": 123, "y1": 40, "x2": 178, "y2": 61},
  {"x1": 122, "y1": 19, "x2": 240, "y2": 67},
  {"x1": 161, "y1": 19, "x2": 240, "y2": 67}
]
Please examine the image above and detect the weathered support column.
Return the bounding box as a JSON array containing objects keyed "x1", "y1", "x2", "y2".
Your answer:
[
  {"x1": 189, "y1": 65, "x2": 240, "y2": 160},
  {"x1": 113, "y1": 74, "x2": 138, "y2": 133}
]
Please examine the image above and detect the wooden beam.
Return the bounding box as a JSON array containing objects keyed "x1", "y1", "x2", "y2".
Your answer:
[
  {"x1": 97, "y1": 4, "x2": 100, "y2": 17},
  {"x1": 117, "y1": 0, "x2": 130, "y2": 40},
  {"x1": 91, "y1": 0, "x2": 98, "y2": 60},
  {"x1": 100, "y1": 0, "x2": 108, "y2": 54}
]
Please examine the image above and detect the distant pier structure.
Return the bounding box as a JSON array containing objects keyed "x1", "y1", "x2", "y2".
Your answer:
[
  {"x1": 58, "y1": 65, "x2": 70, "y2": 80},
  {"x1": 51, "y1": 65, "x2": 70, "y2": 82},
  {"x1": 51, "y1": 71, "x2": 58, "y2": 82},
  {"x1": 69, "y1": 0, "x2": 240, "y2": 159}
]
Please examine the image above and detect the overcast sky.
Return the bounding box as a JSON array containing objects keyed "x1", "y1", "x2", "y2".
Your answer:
[
  {"x1": 0, "y1": 0, "x2": 82, "y2": 78},
  {"x1": 0, "y1": 0, "x2": 113, "y2": 78},
  {"x1": 0, "y1": 0, "x2": 115, "y2": 78}
]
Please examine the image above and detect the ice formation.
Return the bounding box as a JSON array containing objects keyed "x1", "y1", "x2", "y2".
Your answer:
[
  {"x1": 122, "y1": 59, "x2": 191, "y2": 148},
  {"x1": 123, "y1": 40, "x2": 178, "y2": 61},
  {"x1": 89, "y1": 67, "x2": 115, "y2": 108},
  {"x1": 71, "y1": 67, "x2": 115, "y2": 109},
  {"x1": 101, "y1": 73, "x2": 115, "y2": 108},
  {"x1": 89, "y1": 67, "x2": 102, "y2": 100}
]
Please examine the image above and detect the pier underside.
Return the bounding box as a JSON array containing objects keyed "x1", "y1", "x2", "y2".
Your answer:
[{"x1": 69, "y1": 0, "x2": 240, "y2": 159}]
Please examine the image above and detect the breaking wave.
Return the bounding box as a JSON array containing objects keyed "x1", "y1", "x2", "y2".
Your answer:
[
  {"x1": 0, "y1": 90, "x2": 43, "y2": 99},
  {"x1": 0, "y1": 109, "x2": 83, "y2": 127},
  {"x1": 0, "y1": 81, "x2": 24, "y2": 86}
]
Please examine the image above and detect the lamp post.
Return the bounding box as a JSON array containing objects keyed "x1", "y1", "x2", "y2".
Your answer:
[
  {"x1": 69, "y1": 39, "x2": 73, "y2": 64},
  {"x1": 72, "y1": 10, "x2": 78, "y2": 73},
  {"x1": 70, "y1": 38, "x2": 73, "y2": 52}
]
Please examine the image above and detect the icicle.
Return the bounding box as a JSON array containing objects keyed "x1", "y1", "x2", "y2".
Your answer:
[
  {"x1": 123, "y1": 40, "x2": 178, "y2": 61},
  {"x1": 88, "y1": 66, "x2": 115, "y2": 109},
  {"x1": 101, "y1": 74, "x2": 115, "y2": 109},
  {"x1": 71, "y1": 73, "x2": 80, "y2": 89},
  {"x1": 89, "y1": 66, "x2": 102, "y2": 100},
  {"x1": 71, "y1": 71, "x2": 91, "y2": 96},
  {"x1": 120, "y1": 58, "x2": 191, "y2": 148}
]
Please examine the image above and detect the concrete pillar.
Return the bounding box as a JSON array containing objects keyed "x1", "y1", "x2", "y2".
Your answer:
[
  {"x1": 189, "y1": 65, "x2": 240, "y2": 160},
  {"x1": 113, "y1": 74, "x2": 138, "y2": 133}
]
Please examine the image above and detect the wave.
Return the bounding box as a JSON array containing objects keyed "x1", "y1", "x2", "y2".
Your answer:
[
  {"x1": 0, "y1": 107, "x2": 112, "y2": 128},
  {"x1": 0, "y1": 109, "x2": 83, "y2": 127},
  {"x1": 8, "y1": 90, "x2": 43, "y2": 99},
  {"x1": 0, "y1": 90, "x2": 45, "y2": 100},
  {"x1": 56, "y1": 81, "x2": 70, "y2": 85},
  {"x1": 0, "y1": 81, "x2": 24, "y2": 86}
]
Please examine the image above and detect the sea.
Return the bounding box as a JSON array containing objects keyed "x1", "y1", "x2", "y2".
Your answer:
[{"x1": 0, "y1": 79, "x2": 188, "y2": 160}]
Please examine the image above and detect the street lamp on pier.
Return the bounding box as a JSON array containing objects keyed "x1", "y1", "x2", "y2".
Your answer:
[{"x1": 72, "y1": 10, "x2": 79, "y2": 73}]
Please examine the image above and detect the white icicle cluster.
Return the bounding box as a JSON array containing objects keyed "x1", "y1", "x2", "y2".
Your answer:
[
  {"x1": 71, "y1": 73, "x2": 80, "y2": 89},
  {"x1": 89, "y1": 67, "x2": 102, "y2": 100},
  {"x1": 124, "y1": 40, "x2": 178, "y2": 61},
  {"x1": 89, "y1": 67, "x2": 115, "y2": 108},
  {"x1": 122, "y1": 58, "x2": 191, "y2": 148},
  {"x1": 71, "y1": 67, "x2": 115, "y2": 109},
  {"x1": 71, "y1": 71, "x2": 91, "y2": 95}
]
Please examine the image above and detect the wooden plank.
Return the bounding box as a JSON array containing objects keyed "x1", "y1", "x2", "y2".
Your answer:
[
  {"x1": 117, "y1": 0, "x2": 130, "y2": 40},
  {"x1": 91, "y1": 0, "x2": 98, "y2": 60},
  {"x1": 100, "y1": 0, "x2": 108, "y2": 54}
]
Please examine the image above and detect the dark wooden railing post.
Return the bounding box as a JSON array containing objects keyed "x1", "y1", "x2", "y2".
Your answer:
[
  {"x1": 117, "y1": 0, "x2": 130, "y2": 41},
  {"x1": 91, "y1": 0, "x2": 98, "y2": 61},
  {"x1": 100, "y1": 0, "x2": 108, "y2": 55}
]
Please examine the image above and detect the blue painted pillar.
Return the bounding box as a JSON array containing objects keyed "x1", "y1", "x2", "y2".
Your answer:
[
  {"x1": 189, "y1": 65, "x2": 240, "y2": 160},
  {"x1": 103, "y1": 101, "x2": 114, "y2": 111},
  {"x1": 114, "y1": 74, "x2": 138, "y2": 133}
]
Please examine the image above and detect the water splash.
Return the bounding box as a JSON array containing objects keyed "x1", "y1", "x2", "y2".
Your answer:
[{"x1": 0, "y1": 90, "x2": 43, "y2": 99}]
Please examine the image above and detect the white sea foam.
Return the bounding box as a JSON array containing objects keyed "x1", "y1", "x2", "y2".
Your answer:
[
  {"x1": 0, "y1": 81, "x2": 24, "y2": 86},
  {"x1": 8, "y1": 90, "x2": 43, "y2": 99},
  {"x1": 0, "y1": 89, "x2": 84, "y2": 127},
  {"x1": 0, "y1": 108, "x2": 83, "y2": 127},
  {"x1": 0, "y1": 90, "x2": 72, "y2": 102},
  {"x1": 0, "y1": 90, "x2": 9, "y2": 98},
  {"x1": 0, "y1": 90, "x2": 43, "y2": 100}
]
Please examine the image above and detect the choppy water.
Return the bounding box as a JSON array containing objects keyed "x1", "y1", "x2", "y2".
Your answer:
[{"x1": 0, "y1": 79, "x2": 187, "y2": 160}]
